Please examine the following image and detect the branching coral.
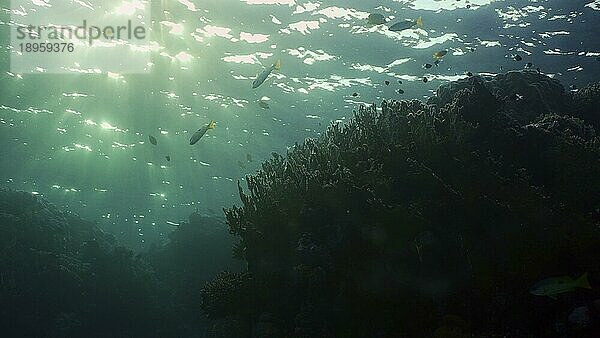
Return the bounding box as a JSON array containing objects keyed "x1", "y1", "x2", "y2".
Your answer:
[
  {"x1": 215, "y1": 71, "x2": 600, "y2": 337},
  {"x1": 199, "y1": 271, "x2": 261, "y2": 319}
]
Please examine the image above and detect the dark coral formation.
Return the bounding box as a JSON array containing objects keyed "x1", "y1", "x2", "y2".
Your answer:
[
  {"x1": 211, "y1": 72, "x2": 600, "y2": 336},
  {"x1": 573, "y1": 82, "x2": 600, "y2": 130},
  {"x1": 0, "y1": 190, "x2": 241, "y2": 336},
  {"x1": 430, "y1": 71, "x2": 572, "y2": 123},
  {"x1": 0, "y1": 189, "x2": 162, "y2": 336}
]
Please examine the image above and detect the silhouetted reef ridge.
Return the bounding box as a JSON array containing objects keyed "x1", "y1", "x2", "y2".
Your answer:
[
  {"x1": 0, "y1": 190, "x2": 240, "y2": 336},
  {"x1": 208, "y1": 71, "x2": 600, "y2": 337}
]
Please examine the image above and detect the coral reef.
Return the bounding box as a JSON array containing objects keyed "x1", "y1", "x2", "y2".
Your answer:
[
  {"x1": 573, "y1": 82, "x2": 600, "y2": 130},
  {"x1": 0, "y1": 189, "x2": 162, "y2": 336},
  {"x1": 429, "y1": 71, "x2": 571, "y2": 124},
  {"x1": 210, "y1": 71, "x2": 600, "y2": 336},
  {"x1": 0, "y1": 190, "x2": 241, "y2": 336}
]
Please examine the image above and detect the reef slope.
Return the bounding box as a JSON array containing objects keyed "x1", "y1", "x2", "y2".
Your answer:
[{"x1": 207, "y1": 71, "x2": 600, "y2": 337}]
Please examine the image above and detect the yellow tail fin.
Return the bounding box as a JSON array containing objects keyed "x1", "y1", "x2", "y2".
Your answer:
[
  {"x1": 274, "y1": 59, "x2": 281, "y2": 71},
  {"x1": 576, "y1": 272, "x2": 592, "y2": 289},
  {"x1": 416, "y1": 16, "x2": 423, "y2": 28},
  {"x1": 208, "y1": 121, "x2": 216, "y2": 129}
]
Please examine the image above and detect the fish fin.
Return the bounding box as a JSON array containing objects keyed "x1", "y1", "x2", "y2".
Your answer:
[
  {"x1": 273, "y1": 59, "x2": 281, "y2": 71},
  {"x1": 416, "y1": 16, "x2": 423, "y2": 27},
  {"x1": 576, "y1": 272, "x2": 592, "y2": 289},
  {"x1": 208, "y1": 121, "x2": 217, "y2": 129}
]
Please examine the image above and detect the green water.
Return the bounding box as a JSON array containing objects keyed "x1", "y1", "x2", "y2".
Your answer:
[{"x1": 0, "y1": 0, "x2": 598, "y2": 249}]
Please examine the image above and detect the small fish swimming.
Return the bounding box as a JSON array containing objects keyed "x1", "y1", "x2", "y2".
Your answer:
[
  {"x1": 189, "y1": 121, "x2": 216, "y2": 145},
  {"x1": 165, "y1": 155, "x2": 171, "y2": 162},
  {"x1": 530, "y1": 272, "x2": 592, "y2": 299},
  {"x1": 423, "y1": 77, "x2": 428, "y2": 83},
  {"x1": 433, "y1": 50, "x2": 448, "y2": 60},
  {"x1": 512, "y1": 53, "x2": 523, "y2": 61},
  {"x1": 397, "y1": 89, "x2": 405, "y2": 94},
  {"x1": 384, "y1": 80, "x2": 390, "y2": 86},
  {"x1": 398, "y1": 80, "x2": 403, "y2": 84},
  {"x1": 236, "y1": 160, "x2": 246, "y2": 169},
  {"x1": 525, "y1": 62, "x2": 533, "y2": 69},
  {"x1": 352, "y1": 92, "x2": 358, "y2": 97},
  {"x1": 423, "y1": 63, "x2": 433, "y2": 69},
  {"x1": 389, "y1": 16, "x2": 423, "y2": 31},
  {"x1": 367, "y1": 13, "x2": 386, "y2": 25},
  {"x1": 148, "y1": 135, "x2": 157, "y2": 146},
  {"x1": 252, "y1": 59, "x2": 281, "y2": 89},
  {"x1": 258, "y1": 100, "x2": 270, "y2": 109}
]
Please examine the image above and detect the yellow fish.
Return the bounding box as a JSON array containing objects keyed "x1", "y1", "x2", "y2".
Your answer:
[
  {"x1": 389, "y1": 16, "x2": 423, "y2": 31},
  {"x1": 433, "y1": 50, "x2": 448, "y2": 60},
  {"x1": 530, "y1": 272, "x2": 592, "y2": 299},
  {"x1": 189, "y1": 121, "x2": 216, "y2": 145}
]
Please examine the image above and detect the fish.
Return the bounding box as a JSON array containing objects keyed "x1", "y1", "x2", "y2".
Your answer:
[
  {"x1": 165, "y1": 155, "x2": 170, "y2": 162},
  {"x1": 389, "y1": 16, "x2": 423, "y2": 31},
  {"x1": 367, "y1": 13, "x2": 386, "y2": 25},
  {"x1": 466, "y1": 71, "x2": 473, "y2": 77},
  {"x1": 398, "y1": 80, "x2": 403, "y2": 84},
  {"x1": 384, "y1": 80, "x2": 390, "y2": 85},
  {"x1": 530, "y1": 272, "x2": 592, "y2": 299},
  {"x1": 433, "y1": 50, "x2": 448, "y2": 60},
  {"x1": 434, "y1": 59, "x2": 441, "y2": 67},
  {"x1": 236, "y1": 160, "x2": 246, "y2": 169},
  {"x1": 525, "y1": 62, "x2": 533, "y2": 69},
  {"x1": 397, "y1": 89, "x2": 405, "y2": 94},
  {"x1": 246, "y1": 153, "x2": 253, "y2": 162},
  {"x1": 252, "y1": 59, "x2": 281, "y2": 89},
  {"x1": 512, "y1": 53, "x2": 522, "y2": 61},
  {"x1": 258, "y1": 100, "x2": 270, "y2": 109},
  {"x1": 352, "y1": 92, "x2": 358, "y2": 97},
  {"x1": 148, "y1": 135, "x2": 157, "y2": 146},
  {"x1": 423, "y1": 63, "x2": 433, "y2": 69},
  {"x1": 189, "y1": 121, "x2": 216, "y2": 145},
  {"x1": 423, "y1": 77, "x2": 428, "y2": 83}
]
